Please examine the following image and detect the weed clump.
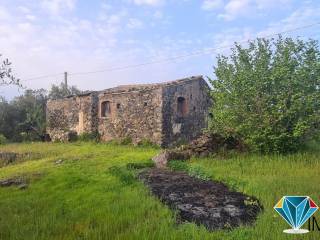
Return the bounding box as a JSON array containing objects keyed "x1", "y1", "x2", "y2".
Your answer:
[
  {"x1": 167, "y1": 160, "x2": 188, "y2": 171},
  {"x1": 77, "y1": 132, "x2": 100, "y2": 142},
  {"x1": 168, "y1": 160, "x2": 212, "y2": 181},
  {"x1": 108, "y1": 166, "x2": 136, "y2": 185},
  {"x1": 0, "y1": 134, "x2": 7, "y2": 145},
  {"x1": 126, "y1": 162, "x2": 154, "y2": 170}
]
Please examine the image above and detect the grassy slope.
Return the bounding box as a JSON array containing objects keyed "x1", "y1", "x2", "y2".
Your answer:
[{"x1": 0, "y1": 142, "x2": 319, "y2": 240}]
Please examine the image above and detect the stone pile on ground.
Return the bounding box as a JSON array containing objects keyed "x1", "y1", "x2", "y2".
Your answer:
[
  {"x1": 139, "y1": 168, "x2": 262, "y2": 231},
  {"x1": 0, "y1": 152, "x2": 42, "y2": 167},
  {"x1": 152, "y1": 133, "x2": 244, "y2": 167},
  {"x1": 0, "y1": 177, "x2": 28, "y2": 189},
  {"x1": 0, "y1": 152, "x2": 19, "y2": 167},
  {"x1": 0, "y1": 172, "x2": 43, "y2": 190}
]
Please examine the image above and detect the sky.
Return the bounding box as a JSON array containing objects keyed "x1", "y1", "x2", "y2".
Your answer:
[{"x1": 0, "y1": 0, "x2": 320, "y2": 99}]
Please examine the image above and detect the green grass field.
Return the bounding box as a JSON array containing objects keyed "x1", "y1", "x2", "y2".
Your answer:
[{"x1": 0, "y1": 142, "x2": 319, "y2": 240}]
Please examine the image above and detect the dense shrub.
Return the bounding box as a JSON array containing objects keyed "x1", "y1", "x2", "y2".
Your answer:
[
  {"x1": 209, "y1": 37, "x2": 320, "y2": 153},
  {"x1": 0, "y1": 90, "x2": 46, "y2": 142},
  {"x1": 108, "y1": 166, "x2": 136, "y2": 185},
  {"x1": 0, "y1": 134, "x2": 7, "y2": 144},
  {"x1": 168, "y1": 160, "x2": 188, "y2": 171}
]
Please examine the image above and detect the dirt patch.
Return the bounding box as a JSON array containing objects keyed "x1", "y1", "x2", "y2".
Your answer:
[
  {"x1": 139, "y1": 168, "x2": 262, "y2": 231},
  {"x1": 0, "y1": 152, "x2": 42, "y2": 167}
]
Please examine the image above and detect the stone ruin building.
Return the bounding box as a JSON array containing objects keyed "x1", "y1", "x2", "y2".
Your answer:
[{"x1": 46, "y1": 76, "x2": 212, "y2": 147}]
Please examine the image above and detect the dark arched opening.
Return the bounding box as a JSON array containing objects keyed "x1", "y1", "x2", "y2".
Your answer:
[
  {"x1": 101, "y1": 101, "x2": 111, "y2": 117},
  {"x1": 177, "y1": 97, "x2": 187, "y2": 117}
]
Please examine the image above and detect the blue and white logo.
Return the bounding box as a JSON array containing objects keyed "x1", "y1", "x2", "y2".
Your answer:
[{"x1": 274, "y1": 196, "x2": 318, "y2": 234}]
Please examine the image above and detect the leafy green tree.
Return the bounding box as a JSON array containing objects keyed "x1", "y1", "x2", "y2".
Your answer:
[
  {"x1": 0, "y1": 134, "x2": 6, "y2": 144},
  {"x1": 209, "y1": 37, "x2": 320, "y2": 153},
  {"x1": 12, "y1": 89, "x2": 47, "y2": 141},
  {"x1": 48, "y1": 82, "x2": 81, "y2": 99},
  {"x1": 0, "y1": 89, "x2": 47, "y2": 142},
  {"x1": 0, "y1": 97, "x2": 21, "y2": 141}
]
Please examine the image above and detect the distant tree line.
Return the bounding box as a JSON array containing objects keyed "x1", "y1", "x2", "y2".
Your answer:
[
  {"x1": 0, "y1": 54, "x2": 81, "y2": 143},
  {"x1": 0, "y1": 84, "x2": 81, "y2": 143}
]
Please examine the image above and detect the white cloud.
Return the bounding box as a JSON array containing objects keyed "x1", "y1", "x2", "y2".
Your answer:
[
  {"x1": 0, "y1": 3, "x2": 187, "y2": 99},
  {"x1": 203, "y1": 0, "x2": 294, "y2": 21},
  {"x1": 2, "y1": 0, "x2": 318, "y2": 101},
  {"x1": 25, "y1": 14, "x2": 36, "y2": 21},
  {"x1": 255, "y1": 0, "x2": 292, "y2": 10},
  {"x1": 132, "y1": 0, "x2": 164, "y2": 7},
  {"x1": 257, "y1": 6, "x2": 320, "y2": 37},
  {"x1": 18, "y1": 6, "x2": 31, "y2": 14},
  {"x1": 41, "y1": 0, "x2": 77, "y2": 15},
  {"x1": 218, "y1": 0, "x2": 251, "y2": 21},
  {"x1": 127, "y1": 18, "x2": 144, "y2": 29},
  {"x1": 201, "y1": 0, "x2": 223, "y2": 11},
  {"x1": 210, "y1": 5, "x2": 320, "y2": 55},
  {"x1": 0, "y1": 6, "x2": 10, "y2": 20},
  {"x1": 153, "y1": 10, "x2": 163, "y2": 19}
]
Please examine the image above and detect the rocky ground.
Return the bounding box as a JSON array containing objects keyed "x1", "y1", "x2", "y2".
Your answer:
[
  {"x1": 152, "y1": 133, "x2": 246, "y2": 168},
  {"x1": 139, "y1": 168, "x2": 262, "y2": 231},
  {"x1": 0, "y1": 177, "x2": 28, "y2": 189},
  {"x1": 0, "y1": 172, "x2": 44, "y2": 190},
  {"x1": 0, "y1": 152, "x2": 42, "y2": 167}
]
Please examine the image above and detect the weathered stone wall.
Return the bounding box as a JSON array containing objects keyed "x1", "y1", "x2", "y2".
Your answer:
[
  {"x1": 97, "y1": 86, "x2": 163, "y2": 145},
  {"x1": 46, "y1": 76, "x2": 212, "y2": 146},
  {"x1": 46, "y1": 94, "x2": 97, "y2": 141},
  {"x1": 161, "y1": 78, "x2": 211, "y2": 147}
]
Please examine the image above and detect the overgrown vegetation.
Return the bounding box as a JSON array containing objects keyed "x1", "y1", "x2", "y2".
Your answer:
[
  {"x1": 0, "y1": 53, "x2": 82, "y2": 143},
  {"x1": 0, "y1": 82, "x2": 83, "y2": 143},
  {"x1": 168, "y1": 160, "x2": 211, "y2": 180},
  {"x1": 0, "y1": 134, "x2": 6, "y2": 145},
  {"x1": 48, "y1": 82, "x2": 81, "y2": 100},
  {"x1": 0, "y1": 142, "x2": 319, "y2": 239},
  {"x1": 108, "y1": 166, "x2": 137, "y2": 185},
  {"x1": 0, "y1": 90, "x2": 47, "y2": 142},
  {"x1": 209, "y1": 37, "x2": 320, "y2": 153},
  {"x1": 77, "y1": 132, "x2": 100, "y2": 142}
]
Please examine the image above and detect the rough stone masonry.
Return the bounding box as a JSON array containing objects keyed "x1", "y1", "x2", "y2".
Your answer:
[{"x1": 46, "y1": 76, "x2": 212, "y2": 147}]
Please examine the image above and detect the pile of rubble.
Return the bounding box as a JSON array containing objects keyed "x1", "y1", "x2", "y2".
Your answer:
[
  {"x1": 0, "y1": 177, "x2": 28, "y2": 189},
  {"x1": 153, "y1": 133, "x2": 245, "y2": 167},
  {"x1": 0, "y1": 152, "x2": 42, "y2": 167}
]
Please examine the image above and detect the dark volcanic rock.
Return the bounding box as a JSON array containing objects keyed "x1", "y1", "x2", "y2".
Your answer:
[
  {"x1": 0, "y1": 173, "x2": 43, "y2": 189},
  {"x1": 0, "y1": 152, "x2": 42, "y2": 168},
  {"x1": 0, "y1": 177, "x2": 25, "y2": 187},
  {"x1": 139, "y1": 168, "x2": 262, "y2": 231},
  {"x1": 0, "y1": 152, "x2": 18, "y2": 167}
]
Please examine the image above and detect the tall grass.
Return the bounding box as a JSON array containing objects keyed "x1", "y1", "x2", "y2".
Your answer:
[{"x1": 0, "y1": 142, "x2": 319, "y2": 239}]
